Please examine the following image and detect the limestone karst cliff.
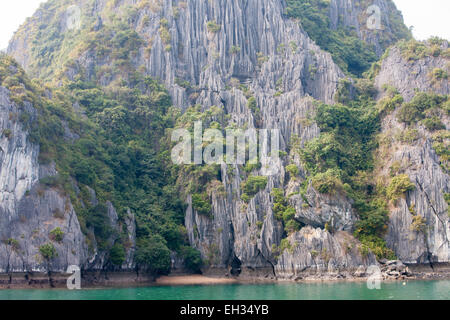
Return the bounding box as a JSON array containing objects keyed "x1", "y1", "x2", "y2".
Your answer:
[{"x1": 1, "y1": 0, "x2": 448, "y2": 280}]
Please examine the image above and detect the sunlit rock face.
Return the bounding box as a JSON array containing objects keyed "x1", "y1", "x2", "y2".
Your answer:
[
  {"x1": 375, "y1": 43, "x2": 449, "y2": 264},
  {"x1": 5, "y1": 0, "x2": 446, "y2": 278}
]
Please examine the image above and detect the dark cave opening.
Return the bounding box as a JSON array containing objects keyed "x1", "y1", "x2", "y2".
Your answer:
[{"x1": 230, "y1": 255, "x2": 242, "y2": 276}]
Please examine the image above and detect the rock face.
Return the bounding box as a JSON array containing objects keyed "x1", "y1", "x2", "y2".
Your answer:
[
  {"x1": 329, "y1": 0, "x2": 411, "y2": 56},
  {"x1": 374, "y1": 43, "x2": 450, "y2": 264},
  {"x1": 4, "y1": 0, "x2": 440, "y2": 279},
  {"x1": 0, "y1": 85, "x2": 86, "y2": 273},
  {"x1": 0, "y1": 83, "x2": 136, "y2": 273},
  {"x1": 375, "y1": 44, "x2": 450, "y2": 102},
  {"x1": 276, "y1": 227, "x2": 377, "y2": 279},
  {"x1": 288, "y1": 180, "x2": 357, "y2": 232}
]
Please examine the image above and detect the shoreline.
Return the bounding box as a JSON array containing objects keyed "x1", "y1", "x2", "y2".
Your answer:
[
  {"x1": 0, "y1": 273, "x2": 449, "y2": 290},
  {"x1": 0, "y1": 263, "x2": 449, "y2": 289}
]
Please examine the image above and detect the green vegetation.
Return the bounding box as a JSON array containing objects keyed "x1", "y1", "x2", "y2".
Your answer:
[
  {"x1": 431, "y1": 130, "x2": 450, "y2": 173},
  {"x1": 247, "y1": 97, "x2": 260, "y2": 118},
  {"x1": 241, "y1": 176, "x2": 268, "y2": 202},
  {"x1": 431, "y1": 68, "x2": 448, "y2": 81},
  {"x1": 386, "y1": 174, "x2": 415, "y2": 201},
  {"x1": 207, "y1": 21, "x2": 221, "y2": 33},
  {"x1": 398, "y1": 38, "x2": 450, "y2": 62},
  {"x1": 179, "y1": 246, "x2": 203, "y2": 273},
  {"x1": 272, "y1": 238, "x2": 294, "y2": 258},
  {"x1": 311, "y1": 169, "x2": 345, "y2": 195},
  {"x1": 2, "y1": 238, "x2": 20, "y2": 251},
  {"x1": 301, "y1": 102, "x2": 379, "y2": 187},
  {"x1": 49, "y1": 227, "x2": 64, "y2": 243},
  {"x1": 271, "y1": 188, "x2": 302, "y2": 235},
  {"x1": 109, "y1": 243, "x2": 126, "y2": 266},
  {"x1": 445, "y1": 193, "x2": 450, "y2": 217},
  {"x1": 192, "y1": 193, "x2": 212, "y2": 216},
  {"x1": 39, "y1": 243, "x2": 58, "y2": 261},
  {"x1": 397, "y1": 128, "x2": 419, "y2": 144},
  {"x1": 2, "y1": 129, "x2": 12, "y2": 139},
  {"x1": 377, "y1": 93, "x2": 404, "y2": 115},
  {"x1": 421, "y1": 117, "x2": 445, "y2": 131},
  {"x1": 230, "y1": 46, "x2": 241, "y2": 54},
  {"x1": 285, "y1": 164, "x2": 299, "y2": 177},
  {"x1": 411, "y1": 215, "x2": 427, "y2": 234},
  {"x1": 135, "y1": 235, "x2": 171, "y2": 274},
  {"x1": 3, "y1": 0, "x2": 439, "y2": 270},
  {"x1": 397, "y1": 92, "x2": 448, "y2": 126}
]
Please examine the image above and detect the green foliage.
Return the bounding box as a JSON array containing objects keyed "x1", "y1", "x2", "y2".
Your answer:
[
  {"x1": 431, "y1": 130, "x2": 450, "y2": 173},
  {"x1": 230, "y1": 46, "x2": 241, "y2": 54},
  {"x1": 286, "y1": 164, "x2": 299, "y2": 177},
  {"x1": 191, "y1": 193, "x2": 212, "y2": 216},
  {"x1": 284, "y1": 219, "x2": 302, "y2": 235},
  {"x1": 357, "y1": 234, "x2": 396, "y2": 260},
  {"x1": 386, "y1": 174, "x2": 415, "y2": 201},
  {"x1": 398, "y1": 39, "x2": 429, "y2": 61},
  {"x1": 421, "y1": 117, "x2": 445, "y2": 131},
  {"x1": 207, "y1": 21, "x2": 221, "y2": 33},
  {"x1": 354, "y1": 199, "x2": 389, "y2": 237},
  {"x1": 2, "y1": 129, "x2": 12, "y2": 139},
  {"x1": 247, "y1": 96, "x2": 259, "y2": 116},
  {"x1": 241, "y1": 176, "x2": 268, "y2": 198},
  {"x1": 397, "y1": 128, "x2": 419, "y2": 144},
  {"x1": 39, "y1": 243, "x2": 57, "y2": 261},
  {"x1": 301, "y1": 102, "x2": 378, "y2": 187},
  {"x1": 49, "y1": 227, "x2": 64, "y2": 243},
  {"x1": 411, "y1": 215, "x2": 427, "y2": 234},
  {"x1": 300, "y1": 83, "x2": 399, "y2": 259},
  {"x1": 272, "y1": 238, "x2": 294, "y2": 258},
  {"x1": 271, "y1": 188, "x2": 301, "y2": 235},
  {"x1": 179, "y1": 246, "x2": 203, "y2": 273},
  {"x1": 244, "y1": 161, "x2": 261, "y2": 173},
  {"x1": 397, "y1": 92, "x2": 448, "y2": 125},
  {"x1": 398, "y1": 39, "x2": 449, "y2": 62},
  {"x1": 2, "y1": 238, "x2": 20, "y2": 251},
  {"x1": 135, "y1": 235, "x2": 171, "y2": 274},
  {"x1": 431, "y1": 68, "x2": 448, "y2": 81},
  {"x1": 445, "y1": 193, "x2": 450, "y2": 217},
  {"x1": 109, "y1": 243, "x2": 126, "y2": 266},
  {"x1": 377, "y1": 94, "x2": 404, "y2": 115},
  {"x1": 311, "y1": 169, "x2": 345, "y2": 195}
]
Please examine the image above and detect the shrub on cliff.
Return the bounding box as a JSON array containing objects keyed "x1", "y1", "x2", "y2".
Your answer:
[
  {"x1": 386, "y1": 174, "x2": 415, "y2": 201},
  {"x1": 241, "y1": 176, "x2": 268, "y2": 199},
  {"x1": 191, "y1": 193, "x2": 212, "y2": 216},
  {"x1": 39, "y1": 243, "x2": 58, "y2": 261},
  {"x1": 49, "y1": 227, "x2": 64, "y2": 243}
]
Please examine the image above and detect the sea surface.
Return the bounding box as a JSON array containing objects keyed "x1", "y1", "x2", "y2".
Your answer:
[{"x1": 0, "y1": 280, "x2": 449, "y2": 300}]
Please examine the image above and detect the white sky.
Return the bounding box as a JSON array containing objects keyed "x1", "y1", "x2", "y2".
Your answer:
[{"x1": 0, "y1": 0, "x2": 449, "y2": 50}]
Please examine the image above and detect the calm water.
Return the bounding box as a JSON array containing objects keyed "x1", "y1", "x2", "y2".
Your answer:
[{"x1": 0, "y1": 280, "x2": 448, "y2": 300}]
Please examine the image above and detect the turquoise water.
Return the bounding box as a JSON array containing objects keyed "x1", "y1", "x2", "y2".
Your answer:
[{"x1": 0, "y1": 280, "x2": 448, "y2": 300}]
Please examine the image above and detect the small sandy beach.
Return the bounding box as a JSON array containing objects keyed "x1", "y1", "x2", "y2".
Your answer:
[{"x1": 155, "y1": 275, "x2": 238, "y2": 286}]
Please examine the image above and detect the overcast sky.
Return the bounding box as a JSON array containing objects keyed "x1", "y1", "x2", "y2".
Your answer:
[{"x1": 0, "y1": 0, "x2": 449, "y2": 50}]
